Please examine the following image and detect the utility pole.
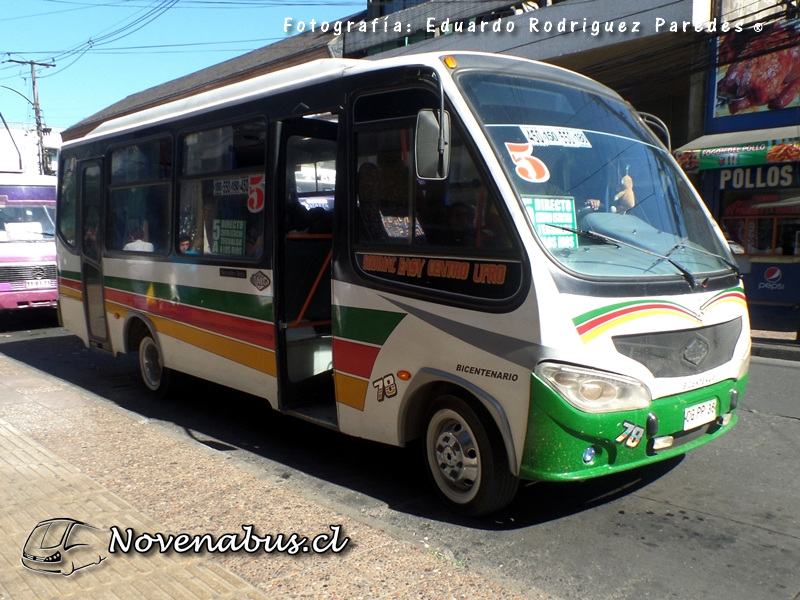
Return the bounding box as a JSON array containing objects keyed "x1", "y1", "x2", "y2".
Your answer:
[{"x1": 8, "y1": 59, "x2": 55, "y2": 175}]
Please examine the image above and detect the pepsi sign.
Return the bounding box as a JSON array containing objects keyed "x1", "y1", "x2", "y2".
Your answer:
[{"x1": 759, "y1": 266, "x2": 785, "y2": 290}]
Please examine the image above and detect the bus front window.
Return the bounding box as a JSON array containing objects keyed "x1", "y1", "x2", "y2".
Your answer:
[
  {"x1": 0, "y1": 187, "x2": 56, "y2": 242},
  {"x1": 456, "y1": 72, "x2": 735, "y2": 281}
]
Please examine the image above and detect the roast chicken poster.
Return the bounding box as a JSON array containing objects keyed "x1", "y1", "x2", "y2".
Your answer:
[{"x1": 715, "y1": 19, "x2": 800, "y2": 118}]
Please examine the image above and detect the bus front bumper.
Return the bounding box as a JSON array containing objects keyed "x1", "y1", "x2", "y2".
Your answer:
[
  {"x1": 0, "y1": 285, "x2": 58, "y2": 310},
  {"x1": 519, "y1": 373, "x2": 748, "y2": 482}
]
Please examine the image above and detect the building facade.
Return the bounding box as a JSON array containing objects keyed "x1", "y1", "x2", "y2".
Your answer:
[{"x1": 676, "y1": 10, "x2": 800, "y2": 334}]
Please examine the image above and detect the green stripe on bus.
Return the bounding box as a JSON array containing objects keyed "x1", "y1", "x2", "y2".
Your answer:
[
  {"x1": 333, "y1": 305, "x2": 405, "y2": 346},
  {"x1": 59, "y1": 269, "x2": 81, "y2": 281},
  {"x1": 104, "y1": 275, "x2": 274, "y2": 322},
  {"x1": 572, "y1": 299, "x2": 691, "y2": 327}
]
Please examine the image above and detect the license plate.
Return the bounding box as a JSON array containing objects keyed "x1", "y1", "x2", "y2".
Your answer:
[
  {"x1": 684, "y1": 399, "x2": 717, "y2": 430},
  {"x1": 25, "y1": 279, "x2": 54, "y2": 288}
]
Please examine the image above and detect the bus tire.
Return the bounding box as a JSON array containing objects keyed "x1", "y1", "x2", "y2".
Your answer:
[
  {"x1": 423, "y1": 394, "x2": 518, "y2": 516},
  {"x1": 138, "y1": 334, "x2": 172, "y2": 397}
]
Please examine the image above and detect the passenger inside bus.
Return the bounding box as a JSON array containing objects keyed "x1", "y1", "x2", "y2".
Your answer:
[
  {"x1": 178, "y1": 234, "x2": 200, "y2": 255},
  {"x1": 123, "y1": 227, "x2": 154, "y2": 252},
  {"x1": 444, "y1": 201, "x2": 477, "y2": 246},
  {"x1": 245, "y1": 223, "x2": 263, "y2": 257}
]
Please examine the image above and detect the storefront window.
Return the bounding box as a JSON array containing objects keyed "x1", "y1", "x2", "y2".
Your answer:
[{"x1": 720, "y1": 190, "x2": 800, "y2": 256}]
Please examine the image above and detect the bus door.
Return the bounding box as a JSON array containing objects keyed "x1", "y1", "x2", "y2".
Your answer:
[
  {"x1": 78, "y1": 160, "x2": 110, "y2": 351},
  {"x1": 275, "y1": 116, "x2": 339, "y2": 425}
]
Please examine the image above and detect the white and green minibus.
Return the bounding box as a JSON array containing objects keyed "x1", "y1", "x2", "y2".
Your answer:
[{"x1": 57, "y1": 52, "x2": 749, "y2": 515}]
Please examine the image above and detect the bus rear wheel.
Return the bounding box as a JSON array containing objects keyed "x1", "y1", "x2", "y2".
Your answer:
[
  {"x1": 138, "y1": 334, "x2": 172, "y2": 397},
  {"x1": 423, "y1": 394, "x2": 518, "y2": 516}
]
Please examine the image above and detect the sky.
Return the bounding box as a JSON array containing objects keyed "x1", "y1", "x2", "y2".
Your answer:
[{"x1": 1, "y1": 0, "x2": 364, "y2": 131}]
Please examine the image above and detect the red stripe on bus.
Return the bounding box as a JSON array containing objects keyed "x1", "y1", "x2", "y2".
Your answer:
[
  {"x1": 58, "y1": 277, "x2": 83, "y2": 292},
  {"x1": 576, "y1": 302, "x2": 697, "y2": 336},
  {"x1": 332, "y1": 338, "x2": 381, "y2": 379},
  {"x1": 105, "y1": 287, "x2": 275, "y2": 350}
]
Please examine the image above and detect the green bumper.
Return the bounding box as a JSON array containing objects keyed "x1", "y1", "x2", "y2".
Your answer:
[{"x1": 519, "y1": 373, "x2": 748, "y2": 482}]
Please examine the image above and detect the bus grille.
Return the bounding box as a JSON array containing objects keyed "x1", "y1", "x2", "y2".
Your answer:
[
  {"x1": 0, "y1": 264, "x2": 58, "y2": 283},
  {"x1": 612, "y1": 317, "x2": 742, "y2": 378}
]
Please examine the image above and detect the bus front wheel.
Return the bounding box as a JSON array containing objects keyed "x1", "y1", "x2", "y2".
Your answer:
[
  {"x1": 138, "y1": 334, "x2": 172, "y2": 397},
  {"x1": 423, "y1": 395, "x2": 518, "y2": 516}
]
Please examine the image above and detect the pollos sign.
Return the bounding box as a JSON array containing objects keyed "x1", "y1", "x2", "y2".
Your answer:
[{"x1": 719, "y1": 165, "x2": 795, "y2": 190}]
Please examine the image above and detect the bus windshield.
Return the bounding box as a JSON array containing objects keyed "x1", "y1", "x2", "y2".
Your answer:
[
  {"x1": 0, "y1": 187, "x2": 56, "y2": 242},
  {"x1": 456, "y1": 71, "x2": 734, "y2": 281}
]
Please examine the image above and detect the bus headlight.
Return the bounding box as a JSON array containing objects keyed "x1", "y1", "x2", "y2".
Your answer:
[{"x1": 535, "y1": 362, "x2": 651, "y2": 414}]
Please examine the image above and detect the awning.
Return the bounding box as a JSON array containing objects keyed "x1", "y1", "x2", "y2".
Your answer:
[
  {"x1": 674, "y1": 125, "x2": 800, "y2": 154},
  {"x1": 674, "y1": 125, "x2": 800, "y2": 172}
]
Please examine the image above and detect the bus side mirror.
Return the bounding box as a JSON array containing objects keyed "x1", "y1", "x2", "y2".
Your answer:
[{"x1": 415, "y1": 109, "x2": 450, "y2": 180}]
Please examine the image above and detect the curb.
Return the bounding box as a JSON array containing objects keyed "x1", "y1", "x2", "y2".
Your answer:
[{"x1": 751, "y1": 341, "x2": 800, "y2": 362}]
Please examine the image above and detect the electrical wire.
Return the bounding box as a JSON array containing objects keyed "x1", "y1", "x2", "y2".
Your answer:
[{"x1": 2, "y1": 0, "x2": 795, "y2": 123}]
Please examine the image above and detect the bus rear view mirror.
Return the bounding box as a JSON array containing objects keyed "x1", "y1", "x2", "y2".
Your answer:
[{"x1": 415, "y1": 108, "x2": 450, "y2": 180}]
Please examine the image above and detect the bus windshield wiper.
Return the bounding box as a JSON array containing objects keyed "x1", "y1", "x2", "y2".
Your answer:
[
  {"x1": 547, "y1": 224, "x2": 697, "y2": 288},
  {"x1": 657, "y1": 239, "x2": 741, "y2": 279}
]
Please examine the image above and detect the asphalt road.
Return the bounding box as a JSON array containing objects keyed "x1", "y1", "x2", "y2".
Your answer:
[{"x1": 1, "y1": 312, "x2": 798, "y2": 600}]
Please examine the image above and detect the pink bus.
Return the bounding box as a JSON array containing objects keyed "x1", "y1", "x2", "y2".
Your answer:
[{"x1": 0, "y1": 173, "x2": 58, "y2": 311}]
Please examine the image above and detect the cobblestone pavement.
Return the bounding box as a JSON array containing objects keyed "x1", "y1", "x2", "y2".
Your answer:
[{"x1": 0, "y1": 352, "x2": 545, "y2": 600}]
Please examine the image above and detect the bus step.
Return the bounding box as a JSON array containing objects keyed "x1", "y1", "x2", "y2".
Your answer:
[{"x1": 285, "y1": 403, "x2": 339, "y2": 431}]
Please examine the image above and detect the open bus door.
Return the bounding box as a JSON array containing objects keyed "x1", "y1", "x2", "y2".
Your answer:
[
  {"x1": 78, "y1": 160, "x2": 111, "y2": 351},
  {"x1": 275, "y1": 115, "x2": 339, "y2": 427}
]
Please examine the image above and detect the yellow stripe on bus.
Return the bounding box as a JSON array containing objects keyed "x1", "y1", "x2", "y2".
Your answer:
[
  {"x1": 59, "y1": 286, "x2": 83, "y2": 302},
  {"x1": 581, "y1": 308, "x2": 701, "y2": 343},
  {"x1": 106, "y1": 301, "x2": 277, "y2": 377},
  {"x1": 334, "y1": 372, "x2": 369, "y2": 411}
]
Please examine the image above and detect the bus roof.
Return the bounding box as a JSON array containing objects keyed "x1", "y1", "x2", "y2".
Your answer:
[
  {"x1": 0, "y1": 172, "x2": 58, "y2": 189},
  {"x1": 63, "y1": 52, "x2": 618, "y2": 147}
]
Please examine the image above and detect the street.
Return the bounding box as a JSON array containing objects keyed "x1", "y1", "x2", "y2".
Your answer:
[{"x1": 1, "y1": 313, "x2": 799, "y2": 600}]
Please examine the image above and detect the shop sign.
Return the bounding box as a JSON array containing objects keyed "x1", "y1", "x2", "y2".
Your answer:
[
  {"x1": 678, "y1": 140, "x2": 800, "y2": 172},
  {"x1": 718, "y1": 164, "x2": 797, "y2": 190}
]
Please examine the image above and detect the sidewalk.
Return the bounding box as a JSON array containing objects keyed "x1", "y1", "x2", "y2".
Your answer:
[
  {"x1": 0, "y1": 352, "x2": 535, "y2": 600},
  {"x1": 750, "y1": 329, "x2": 800, "y2": 362}
]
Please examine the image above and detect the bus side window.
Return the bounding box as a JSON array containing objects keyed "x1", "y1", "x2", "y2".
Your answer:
[
  {"x1": 287, "y1": 135, "x2": 336, "y2": 233},
  {"x1": 418, "y1": 126, "x2": 514, "y2": 249},
  {"x1": 354, "y1": 111, "x2": 514, "y2": 250},
  {"x1": 107, "y1": 138, "x2": 172, "y2": 254},
  {"x1": 356, "y1": 129, "x2": 422, "y2": 244},
  {"x1": 58, "y1": 156, "x2": 78, "y2": 248},
  {"x1": 178, "y1": 119, "x2": 267, "y2": 258}
]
